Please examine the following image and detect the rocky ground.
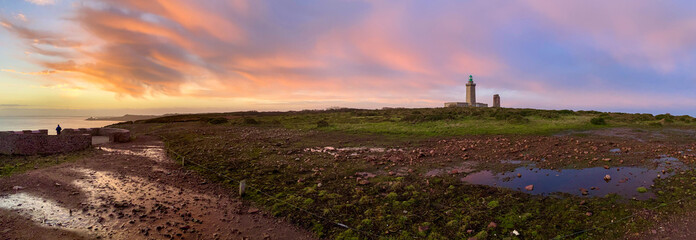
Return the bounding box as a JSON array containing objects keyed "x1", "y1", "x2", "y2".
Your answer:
[
  {"x1": 2, "y1": 125, "x2": 696, "y2": 239},
  {"x1": 0, "y1": 135, "x2": 315, "y2": 240}
]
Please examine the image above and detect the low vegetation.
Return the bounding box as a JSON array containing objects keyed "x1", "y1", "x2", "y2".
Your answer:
[
  {"x1": 113, "y1": 107, "x2": 696, "y2": 239},
  {"x1": 0, "y1": 150, "x2": 94, "y2": 177},
  {"x1": 129, "y1": 107, "x2": 695, "y2": 137}
]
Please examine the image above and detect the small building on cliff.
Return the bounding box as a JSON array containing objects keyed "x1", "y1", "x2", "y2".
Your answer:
[{"x1": 444, "y1": 75, "x2": 499, "y2": 108}]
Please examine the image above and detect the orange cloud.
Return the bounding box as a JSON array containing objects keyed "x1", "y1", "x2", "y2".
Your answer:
[
  {"x1": 1, "y1": 69, "x2": 58, "y2": 75},
  {"x1": 3, "y1": 0, "x2": 695, "y2": 114}
]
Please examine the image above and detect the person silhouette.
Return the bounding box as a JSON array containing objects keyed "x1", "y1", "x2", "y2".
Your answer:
[{"x1": 56, "y1": 124, "x2": 62, "y2": 135}]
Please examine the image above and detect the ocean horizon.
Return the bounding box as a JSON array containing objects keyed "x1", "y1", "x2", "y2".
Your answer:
[{"x1": 0, "y1": 116, "x2": 119, "y2": 134}]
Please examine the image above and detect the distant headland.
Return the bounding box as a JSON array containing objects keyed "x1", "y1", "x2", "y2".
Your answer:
[{"x1": 85, "y1": 114, "x2": 163, "y2": 121}]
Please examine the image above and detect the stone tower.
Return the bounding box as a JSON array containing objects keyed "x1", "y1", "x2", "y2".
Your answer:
[
  {"x1": 466, "y1": 75, "x2": 476, "y2": 106},
  {"x1": 493, "y1": 94, "x2": 500, "y2": 107}
]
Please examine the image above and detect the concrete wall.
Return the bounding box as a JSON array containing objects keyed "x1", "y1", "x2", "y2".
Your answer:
[
  {"x1": 444, "y1": 102, "x2": 469, "y2": 107},
  {"x1": 97, "y1": 128, "x2": 131, "y2": 143},
  {"x1": 61, "y1": 127, "x2": 130, "y2": 143}
]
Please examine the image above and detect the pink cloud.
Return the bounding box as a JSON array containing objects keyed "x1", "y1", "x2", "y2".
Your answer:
[
  {"x1": 2, "y1": 0, "x2": 695, "y2": 113},
  {"x1": 524, "y1": 0, "x2": 696, "y2": 73}
]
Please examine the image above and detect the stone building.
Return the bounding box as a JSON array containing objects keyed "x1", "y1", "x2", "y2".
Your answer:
[
  {"x1": 444, "y1": 75, "x2": 492, "y2": 108},
  {"x1": 493, "y1": 94, "x2": 500, "y2": 107}
]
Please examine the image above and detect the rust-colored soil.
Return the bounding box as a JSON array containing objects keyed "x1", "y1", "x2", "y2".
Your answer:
[{"x1": 0, "y1": 136, "x2": 315, "y2": 240}]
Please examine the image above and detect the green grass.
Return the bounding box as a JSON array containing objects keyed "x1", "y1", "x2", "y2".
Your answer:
[
  {"x1": 313, "y1": 115, "x2": 603, "y2": 136},
  {"x1": 125, "y1": 107, "x2": 696, "y2": 137},
  {"x1": 0, "y1": 150, "x2": 93, "y2": 177}
]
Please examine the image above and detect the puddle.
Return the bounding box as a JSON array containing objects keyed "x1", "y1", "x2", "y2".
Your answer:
[
  {"x1": 461, "y1": 157, "x2": 685, "y2": 200},
  {"x1": 425, "y1": 162, "x2": 477, "y2": 177},
  {"x1": 304, "y1": 146, "x2": 403, "y2": 156},
  {"x1": 0, "y1": 192, "x2": 94, "y2": 229},
  {"x1": 501, "y1": 160, "x2": 525, "y2": 164},
  {"x1": 610, "y1": 148, "x2": 622, "y2": 153},
  {"x1": 72, "y1": 168, "x2": 213, "y2": 207},
  {"x1": 99, "y1": 145, "x2": 167, "y2": 162},
  {"x1": 1, "y1": 166, "x2": 217, "y2": 237},
  {"x1": 354, "y1": 172, "x2": 377, "y2": 178}
]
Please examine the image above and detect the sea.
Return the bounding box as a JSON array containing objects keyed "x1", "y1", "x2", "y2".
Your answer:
[{"x1": 0, "y1": 116, "x2": 119, "y2": 135}]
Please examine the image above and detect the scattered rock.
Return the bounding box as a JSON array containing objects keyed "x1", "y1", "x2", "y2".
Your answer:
[
  {"x1": 604, "y1": 174, "x2": 611, "y2": 182},
  {"x1": 525, "y1": 185, "x2": 534, "y2": 191},
  {"x1": 247, "y1": 208, "x2": 260, "y2": 214},
  {"x1": 12, "y1": 186, "x2": 24, "y2": 191},
  {"x1": 487, "y1": 222, "x2": 497, "y2": 228},
  {"x1": 579, "y1": 188, "x2": 588, "y2": 195},
  {"x1": 418, "y1": 225, "x2": 430, "y2": 232}
]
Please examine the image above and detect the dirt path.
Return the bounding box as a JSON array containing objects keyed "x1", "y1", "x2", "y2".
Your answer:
[{"x1": 0, "y1": 136, "x2": 315, "y2": 240}]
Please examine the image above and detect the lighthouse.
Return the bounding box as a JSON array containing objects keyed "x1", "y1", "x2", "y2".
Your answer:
[
  {"x1": 443, "y1": 75, "x2": 492, "y2": 108},
  {"x1": 466, "y1": 75, "x2": 476, "y2": 106}
]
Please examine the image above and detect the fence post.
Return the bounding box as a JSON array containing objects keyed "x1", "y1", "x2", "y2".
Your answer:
[{"x1": 239, "y1": 180, "x2": 247, "y2": 196}]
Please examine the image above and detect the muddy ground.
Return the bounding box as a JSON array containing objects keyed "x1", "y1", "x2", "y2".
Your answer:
[{"x1": 0, "y1": 136, "x2": 314, "y2": 240}]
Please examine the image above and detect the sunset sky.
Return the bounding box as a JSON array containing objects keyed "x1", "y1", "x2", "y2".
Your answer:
[{"x1": 1, "y1": 0, "x2": 695, "y2": 116}]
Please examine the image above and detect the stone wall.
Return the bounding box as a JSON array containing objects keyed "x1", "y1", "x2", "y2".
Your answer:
[
  {"x1": 0, "y1": 133, "x2": 91, "y2": 155},
  {"x1": 0, "y1": 127, "x2": 131, "y2": 155}
]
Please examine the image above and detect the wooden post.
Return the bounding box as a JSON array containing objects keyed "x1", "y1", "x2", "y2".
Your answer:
[{"x1": 239, "y1": 180, "x2": 247, "y2": 196}]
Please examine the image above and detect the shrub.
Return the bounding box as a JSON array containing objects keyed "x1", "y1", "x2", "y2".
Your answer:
[
  {"x1": 487, "y1": 200, "x2": 499, "y2": 209},
  {"x1": 506, "y1": 115, "x2": 530, "y2": 124},
  {"x1": 317, "y1": 119, "x2": 329, "y2": 128},
  {"x1": 675, "y1": 115, "x2": 693, "y2": 123},
  {"x1": 243, "y1": 118, "x2": 259, "y2": 124},
  {"x1": 590, "y1": 117, "x2": 606, "y2": 125},
  {"x1": 655, "y1": 113, "x2": 672, "y2": 120},
  {"x1": 207, "y1": 117, "x2": 228, "y2": 124},
  {"x1": 558, "y1": 109, "x2": 575, "y2": 115},
  {"x1": 538, "y1": 111, "x2": 560, "y2": 119},
  {"x1": 649, "y1": 122, "x2": 663, "y2": 127}
]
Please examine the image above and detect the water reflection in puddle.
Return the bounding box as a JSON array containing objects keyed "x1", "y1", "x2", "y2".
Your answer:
[
  {"x1": 304, "y1": 146, "x2": 403, "y2": 156},
  {"x1": 1, "y1": 167, "x2": 217, "y2": 237},
  {"x1": 0, "y1": 192, "x2": 94, "y2": 229},
  {"x1": 462, "y1": 157, "x2": 684, "y2": 200},
  {"x1": 99, "y1": 145, "x2": 167, "y2": 162},
  {"x1": 425, "y1": 163, "x2": 477, "y2": 177}
]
